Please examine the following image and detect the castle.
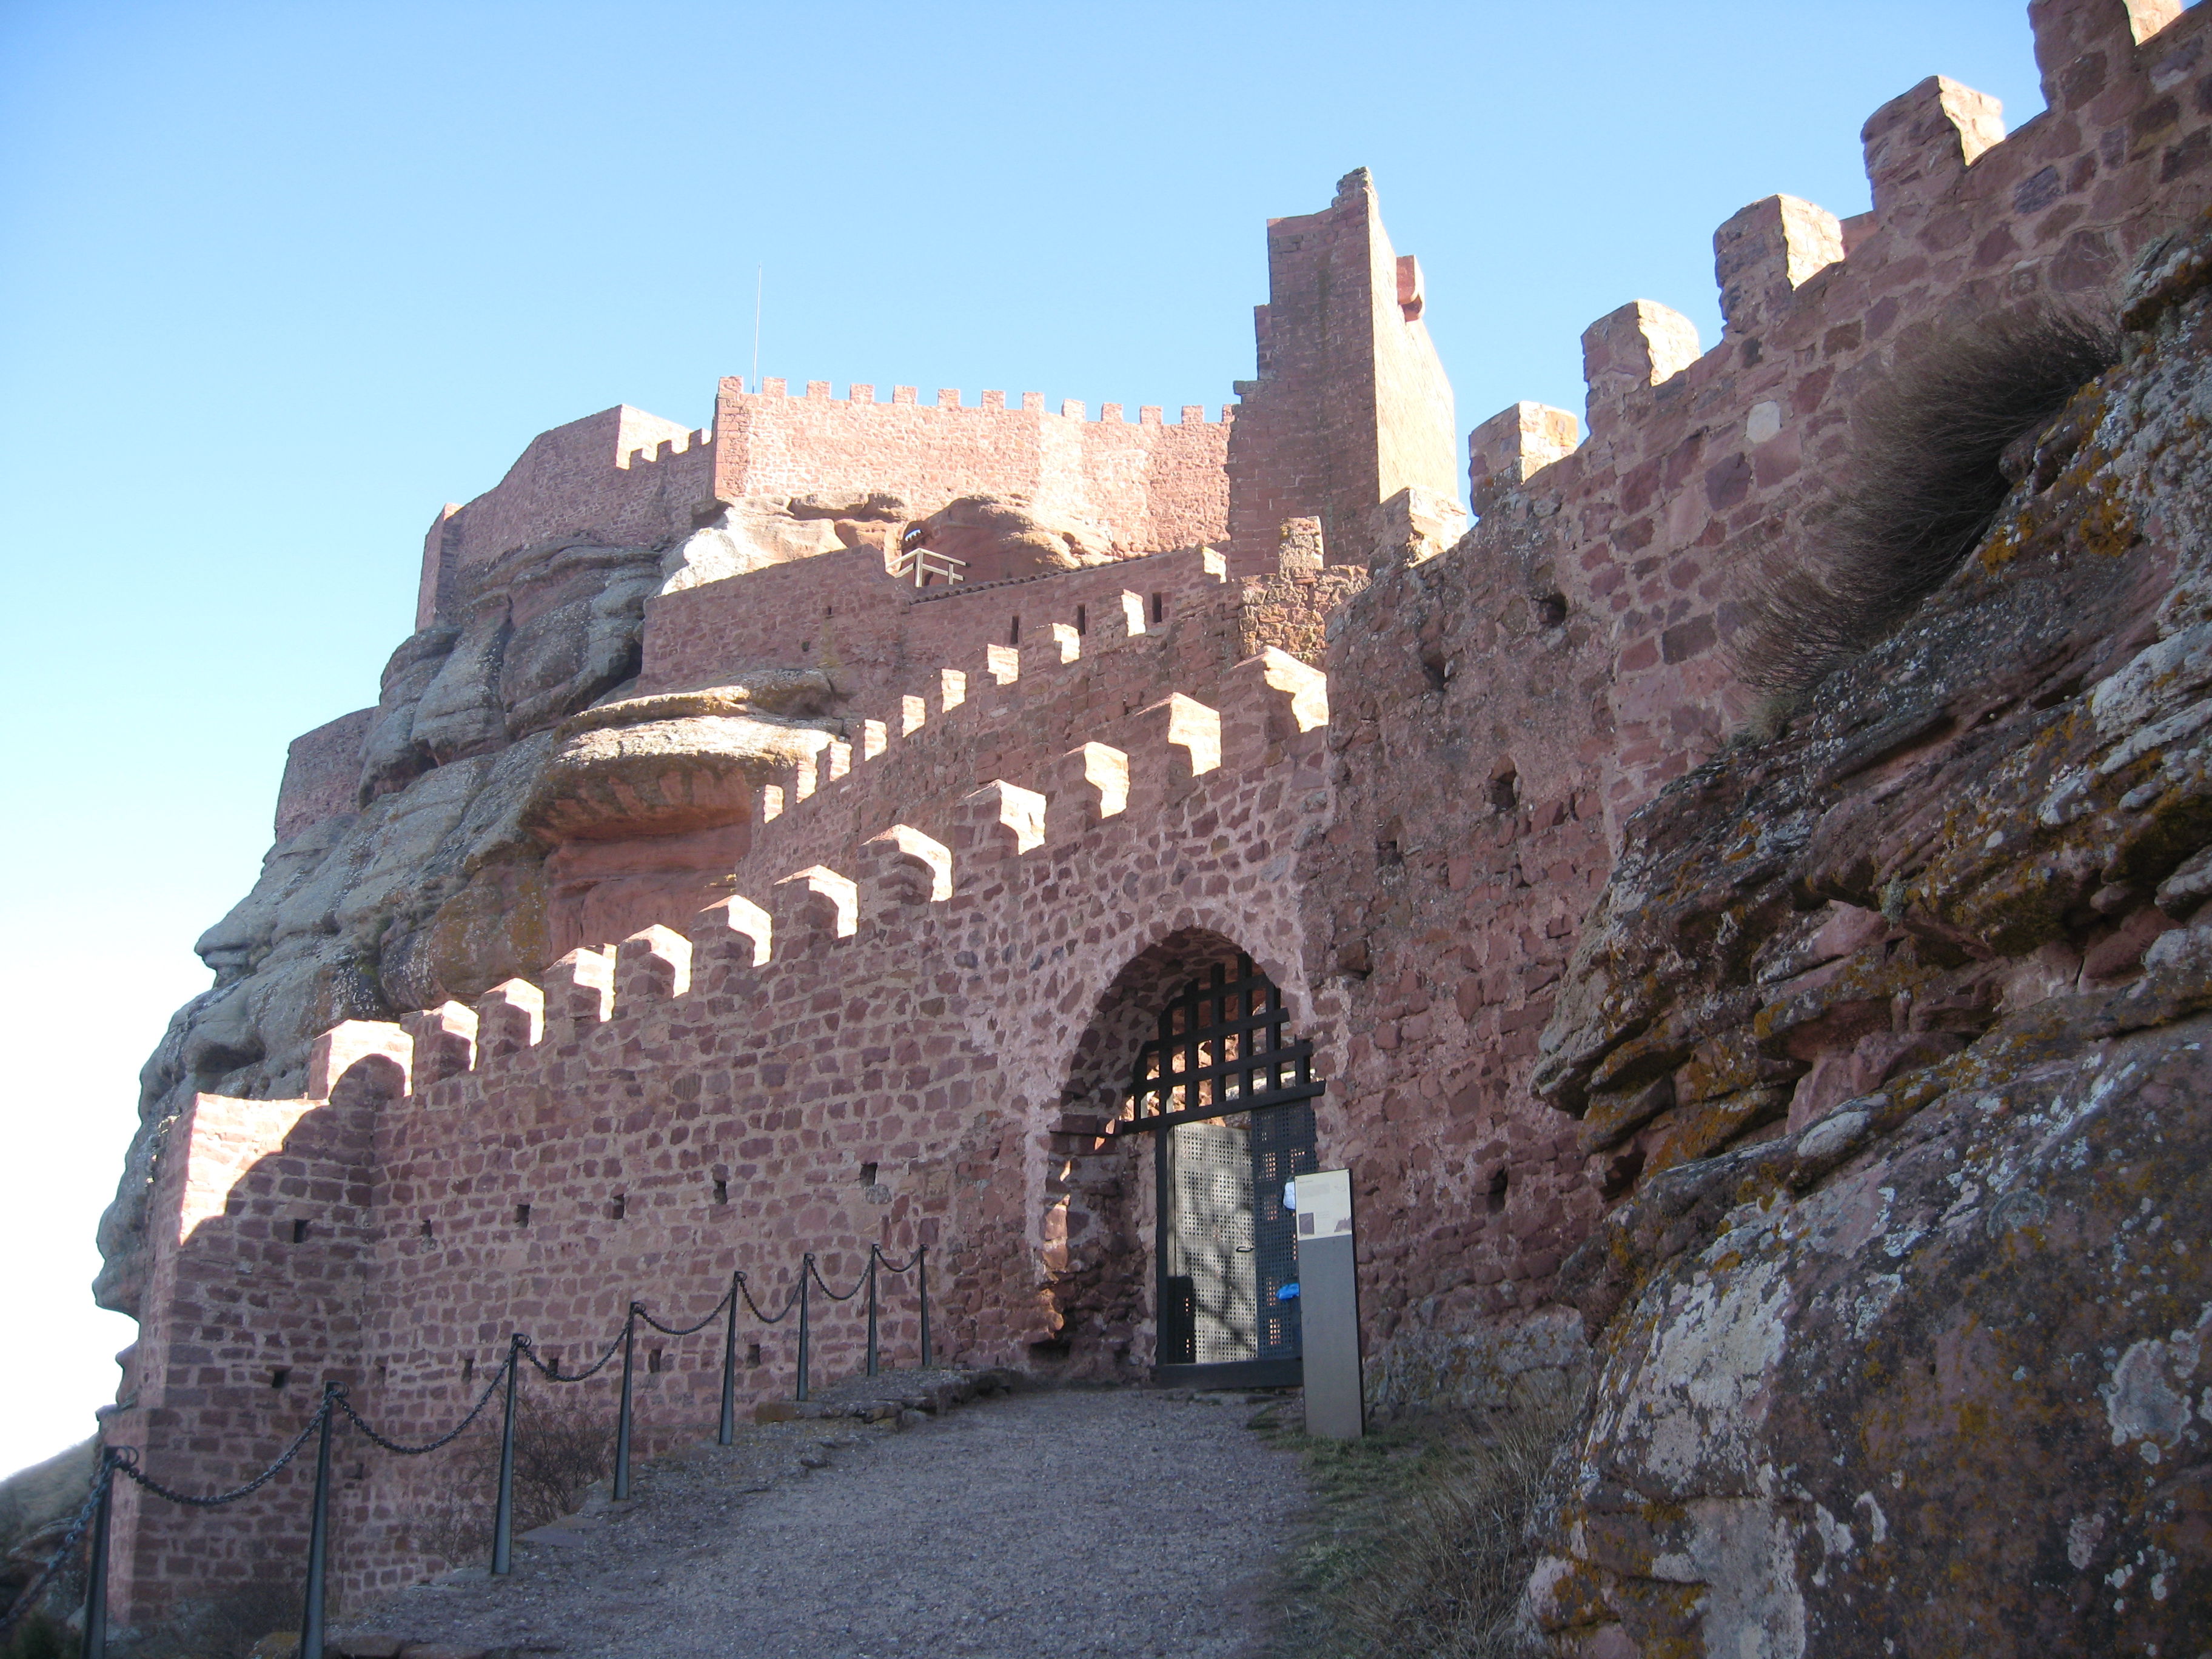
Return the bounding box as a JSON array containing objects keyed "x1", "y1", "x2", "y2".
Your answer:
[{"x1": 98, "y1": 3, "x2": 2212, "y2": 1649}]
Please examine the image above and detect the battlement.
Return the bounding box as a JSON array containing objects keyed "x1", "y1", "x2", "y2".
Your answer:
[
  {"x1": 417, "y1": 376, "x2": 1235, "y2": 630},
  {"x1": 740, "y1": 379, "x2": 1230, "y2": 424},
  {"x1": 316, "y1": 642, "x2": 1330, "y2": 1110},
  {"x1": 618, "y1": 426, "x2": 713, "y2": 468},
  {"x1": 743, "y1": 546, "x2": 1231, "y2": 846},
  {"x1": 1447, "y1": 0, "x2": 2212, "y2": 834}
]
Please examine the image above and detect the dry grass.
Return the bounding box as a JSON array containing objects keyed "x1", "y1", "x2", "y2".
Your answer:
[
  {"x1": 2, "y1": 1610, "x2": 76, "y2": 1659},
  {"x1": 406, "y1": 1387, "x2": 614, "y2": 1567},
  {"x1": 124, "y1": 1571, "x2": 300, "y2": 1659},
  {"x1": 1734, "y1": 303, "x2": 2120, "y2": 692},
  {"x1": 1259, "y1": 1389, "x2": 1578, "y2": 1659}
]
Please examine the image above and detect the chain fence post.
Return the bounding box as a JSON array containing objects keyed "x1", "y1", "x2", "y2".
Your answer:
[
  {"x1": 865, "y1": 1247, "x2": 880, "y2": 1378},
  {"x1": 81, "y1": 1449, "x2": 116, "y2": 1659},
  {"x1": 297, "y1": 1385, "x2": 339, "y2": 1659},
  {"x1": 918, "y1": 1242, "x2": 933, "y2": 1370},
  {"x1": 492, "y1": 1338, "x2": 521, "y2": 1575},
  {"x1": 718, "y1": 1272, "x2": 740, "y2": 1447},
  {"x1": 614, "y1": 1304, "x2": 638, "y2": 1501},
  {"x1": 796, "y1": 1256, "x2": 813, "y2": 1403}
]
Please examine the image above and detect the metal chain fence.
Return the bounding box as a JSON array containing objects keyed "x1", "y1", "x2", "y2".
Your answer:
[{"x1": 0, "y1": 1241, "x2": 930, "y2": 1659}]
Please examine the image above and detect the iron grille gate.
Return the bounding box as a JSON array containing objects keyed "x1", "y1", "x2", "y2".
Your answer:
[{"x1": 1123, "y1": 956, "x2": 1323, "y2": 1389}]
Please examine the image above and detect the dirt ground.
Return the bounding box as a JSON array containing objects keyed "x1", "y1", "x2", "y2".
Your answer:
[{"x1": 335, "y1": 1380, "x2": 1308, "y2": 1658}]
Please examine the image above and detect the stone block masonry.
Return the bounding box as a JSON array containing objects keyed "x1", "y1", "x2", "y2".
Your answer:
[
  {"x1": 1225, "y1": 169, "x2": 1461, "y2": 572},
  {"x1": 711, "y1": 380, "x2": 1231, "y2": 561},
  {"x1": 112, "y1": 649, "x2": 1335, "y2": 1616},
  {"x1": 1460, "y1": 0, "x2": 2212, "y2": 839}
]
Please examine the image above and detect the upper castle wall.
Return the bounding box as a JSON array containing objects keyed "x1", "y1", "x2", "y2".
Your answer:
[
  {"x1": 414, "y1": 384, "x2": 1233, "y2": 632},
  {"x1": 415, "y1": 406, "x2": 712, "y2": 629},
  {"x1": 712, "y1": 380, "x2": 1230, "y2": 558}
]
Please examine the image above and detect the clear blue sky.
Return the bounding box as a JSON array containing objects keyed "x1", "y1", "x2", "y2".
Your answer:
[{"x1": 0, "y1": 0, "x2": 2057, "y2": 1473}]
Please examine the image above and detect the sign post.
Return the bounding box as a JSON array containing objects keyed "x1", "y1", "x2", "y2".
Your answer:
[{"x1": 1293, "y1": 1167, "x2": 1363, "y2": 1439}]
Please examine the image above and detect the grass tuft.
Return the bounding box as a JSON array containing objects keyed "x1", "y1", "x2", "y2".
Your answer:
[
  {"x1": 1258, "y1": 1389, "x2": 1576, "y2": 1659},
  {"x1": 1733, "y1": 303, "x2": 2120, "y2": 692}
]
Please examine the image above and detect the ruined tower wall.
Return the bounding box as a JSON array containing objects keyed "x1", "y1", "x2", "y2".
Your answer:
[{"x1": 1224, "y1": 170, "x2": 1461, "y2": 571}]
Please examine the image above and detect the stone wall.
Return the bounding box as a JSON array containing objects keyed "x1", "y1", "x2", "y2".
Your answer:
[
  {"x1": 1525, "y1": 196, "x2": 2212, "y2": 1657},
  {"x1": 97, "y1": 4, "x2": 2212, "y2": 1639},
  {"x1": 1462, "y1": 0, "x2": 2212, "y2": 836},
  {"x1": 711, "y1": 380, "x2": 1230, "y2": 558},
  {"x1": 1284, "y1": 0, "x2": 2212, "y2": 1416},
  {"x1": 108, "y1": 651, "x2": 1335, "y2": 1618},
  {"x1": 418, "y1": 383, "x2": 1233, "y2": 634}
]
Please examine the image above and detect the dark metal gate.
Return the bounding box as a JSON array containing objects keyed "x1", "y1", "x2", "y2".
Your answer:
[{"x1": 1123, "y1": 956, "x2": 1322, "y2": 1389}]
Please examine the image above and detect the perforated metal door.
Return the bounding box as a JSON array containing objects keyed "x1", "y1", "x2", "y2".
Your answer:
[{"x1": 1164, "y1": 1118, "x2": 1258, "y2": 1366}]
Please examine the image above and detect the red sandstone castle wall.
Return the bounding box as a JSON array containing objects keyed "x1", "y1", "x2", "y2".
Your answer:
[
  {"x1": 635, "y1": 542, "x2": 1239, "y2": 709},
  {"x1": 1296, "y1": 0, "x2": 2212, "y2": 1405},
  {"x1": 416, "y1": 407, "x2": 712, "y2": 628},
  {"x1": 413, "y1": 381, "x2": 1232, "y2": 634},
  {"x1": 712, "y1": 380, "x2": 1229, "y2": 557},
  {"x1": 273, "y1": 709, "x2": 376, "y2": 839},
  {"x1": 1225, "y1": 170, "x2": 1460, "y2": 571},
  {"x1": 1475, "y1": 0, "x2": 2212, "y2": 834},
  {"x1": 113, "y1": 0, "x2": 2212, "y2": 1618},
  {"x1": 109, "y1": 652, "x2": 1334, "y2": 1619}
]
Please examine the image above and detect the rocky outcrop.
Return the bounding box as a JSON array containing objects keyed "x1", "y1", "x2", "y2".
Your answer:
[
  {"x1": 902, "y1": 494, "x2": 1115, "y2": 583},
  {"x1": 657, "y1": 492, "x2": 908, "y2": 595},
  {"x1": 0, "y1": 1438, "x2": 95, "y2": 1617},
  {"x1": 1525, "y1": 226, "x2": 2212, "y2": 1654}
]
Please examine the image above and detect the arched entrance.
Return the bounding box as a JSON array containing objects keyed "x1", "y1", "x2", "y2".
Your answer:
[
  {"x1": 1053, "y1": 932, "x2": 1324, "y2": 1389},
  {"x1": 1133, "y1": 955, "x2": 1322, "y2": 1387}
]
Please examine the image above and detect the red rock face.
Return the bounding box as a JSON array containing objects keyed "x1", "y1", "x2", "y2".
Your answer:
[{"x1": 1526, "y1": 221, "x2": 2212, "y2": 1655}]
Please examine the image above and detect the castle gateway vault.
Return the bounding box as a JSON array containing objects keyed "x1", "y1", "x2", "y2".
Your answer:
[{"x1": 1124, "y1": 954, "x2": 1324, "y2": 1389}]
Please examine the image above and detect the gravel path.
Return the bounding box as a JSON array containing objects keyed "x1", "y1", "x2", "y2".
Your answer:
[{"x1": 341, "y1": 1385, "x2": 1307, "y2": 1658}]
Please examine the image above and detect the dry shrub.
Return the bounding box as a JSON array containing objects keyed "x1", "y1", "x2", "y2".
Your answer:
[
  {"x1": 406, "y1": 1389, "x2": 613, "y2": 1567},
  {"x1": 1734, "y1": 303, "x2": 2120, "y2": 692},
  {"x1": 1266, "y1": 1386, "x2": 1578, "y2": 1659},
  {"x1": 127, "y1": 1571, "x2": 300, "y2": 1659},
  {"x1": 2, "y1": 1610, "x2": 76, "y2": 1659}
]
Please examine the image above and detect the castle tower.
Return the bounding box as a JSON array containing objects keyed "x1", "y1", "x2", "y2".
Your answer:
[{"x1": 1224, "y1": 169, "x2": 1460, "y2": 571}]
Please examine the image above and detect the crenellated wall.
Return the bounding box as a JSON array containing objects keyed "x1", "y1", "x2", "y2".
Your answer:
[
  {"x1": 415, "y1": 382, "x2": 1235, "y2": 633},
  {"x1": 711, "y1": 380, "x2": 1231, "y2": 560},
  {"x1": 110, "y1": 651, "x2": 1336, "y2": 1618},
  {"x1": 1459, "y1": 0, "x2": 2212, "y2": 835},
  {"x1": 1294, "y1": 0, "x2": 2212, "y2": 1408}
]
